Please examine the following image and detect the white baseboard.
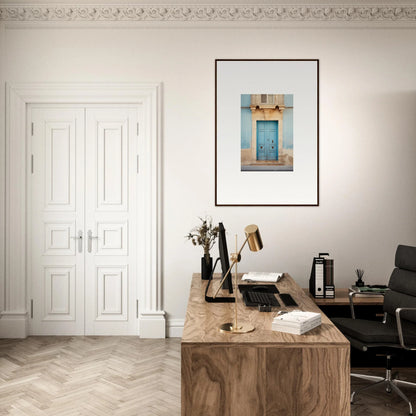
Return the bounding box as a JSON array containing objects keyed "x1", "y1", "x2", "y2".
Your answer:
[
  {"x1": 139, "y1": 311, "x2": 166, "y2": 338},
  {"x1": 0, "y1": 312, "x2": 28, "y2": 338},
  {"x1": 0, "y1": 311, "x2": 184, "y2": 339},
  {"x1": 167, "y1": 319, "x2": 184, "y2": 338}
]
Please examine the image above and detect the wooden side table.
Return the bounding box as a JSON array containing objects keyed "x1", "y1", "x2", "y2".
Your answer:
[{"x1": 303, "y1": 288, "x2": 384, "y2": 320}]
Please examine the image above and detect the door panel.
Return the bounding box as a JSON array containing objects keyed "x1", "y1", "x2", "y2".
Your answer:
[
  {"x1": 43, "y1": 265, "x2": 76, "y2": 320},
  {"x1": 96, "y1": 122, "x2": 128, "y2": 210},
  {"x1": 257, "y1": 125, "x2": 266, "y2": 160},
  {"x1": 30, "y1": 108, "x2": 85, "y2": 335},
  {"x1": 96, "y1": 266, "x2": 128, "y2": 321},
  {"x1": 44, "y1": 122, "x2": 75, "y2": 209},
  {"x1": 85, "y1": 108, "x2": 138, "y2": 335},
  {"x1": 96, "y1": 222, "x2": 128, "y2": 256},
  {"x1": 44, "y1": 222, "x2": 76, "y2": 256}
]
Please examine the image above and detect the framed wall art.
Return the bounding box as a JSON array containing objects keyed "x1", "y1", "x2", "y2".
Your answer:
[{"x1": 215, "y1": 59, "x2": 319, "y2": 206}]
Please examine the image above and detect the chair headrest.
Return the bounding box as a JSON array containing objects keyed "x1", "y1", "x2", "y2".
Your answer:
[{"x1": 395, "y1": 245, "x2": 416, "y2": 272}]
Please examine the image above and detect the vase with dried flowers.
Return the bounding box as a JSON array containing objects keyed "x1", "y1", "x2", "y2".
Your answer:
[{"x1": 186, "y1": 217, "x2": 219, "y2": 280}]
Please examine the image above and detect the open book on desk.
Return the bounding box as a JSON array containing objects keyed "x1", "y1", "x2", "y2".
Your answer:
[{"x1": 242, "y1": 272, "x2": 283, "y2": 283}]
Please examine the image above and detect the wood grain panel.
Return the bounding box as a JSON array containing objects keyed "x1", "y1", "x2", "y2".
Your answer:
[
  {"x1": 182, "y1": 345, "x2": 265, "y2": 416},
  {"x1": 265, "y1": 347, "x2": 301, "y2": 416},
  {"x1": 300, "y1": 346, "x2": 350, "y2": 415}
]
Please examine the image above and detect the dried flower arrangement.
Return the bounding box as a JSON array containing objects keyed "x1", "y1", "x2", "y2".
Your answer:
[{"x1": 186, "y1": 216, "x2": 219, "y2": 265}]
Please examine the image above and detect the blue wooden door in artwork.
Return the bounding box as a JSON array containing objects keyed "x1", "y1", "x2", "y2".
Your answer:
[{"x1": 257, "y1": 121, "x2": 278, "y2": 160}]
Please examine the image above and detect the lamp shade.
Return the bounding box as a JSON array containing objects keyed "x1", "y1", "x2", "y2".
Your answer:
[{"x1": 244, "y1": 224, "x2": 263, "y2": 252}]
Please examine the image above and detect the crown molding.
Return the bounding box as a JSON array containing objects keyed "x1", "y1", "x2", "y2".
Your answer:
[{"x1": 0, "y1": 4, "x2": 415, "y2": 23}]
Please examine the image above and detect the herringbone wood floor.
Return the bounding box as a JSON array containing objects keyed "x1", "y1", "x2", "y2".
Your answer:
[
  {"x1": 0, "y1": 337, "x2": 180, "y2": 416},
  {"x1": 1, "y1": 337, "x2": 416, "y2": 415}
]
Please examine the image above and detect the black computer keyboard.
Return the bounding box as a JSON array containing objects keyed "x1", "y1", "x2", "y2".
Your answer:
[
  {"x1": 244, "y1": 291, "x2": 280, "y2": 307},
  {"x1": 279, "y1": 293, "x2": 298, "y2": 307}
]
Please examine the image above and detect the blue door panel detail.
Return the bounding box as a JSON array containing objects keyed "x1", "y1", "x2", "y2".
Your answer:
[{"x1": 257, "y1": 121, "x2": 278, "y2": 161}]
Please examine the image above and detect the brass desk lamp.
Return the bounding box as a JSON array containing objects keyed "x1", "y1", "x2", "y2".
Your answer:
[{"x1": 213, "y1": 224, "x2": 263, "y2": 333}]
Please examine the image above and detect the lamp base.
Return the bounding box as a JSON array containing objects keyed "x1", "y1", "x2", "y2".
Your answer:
[{"x1": 219, "y1": 322, "x2": 255, "y2": 334}]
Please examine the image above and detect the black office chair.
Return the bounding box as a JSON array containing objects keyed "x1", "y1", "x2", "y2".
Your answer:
[{"x1": 332, "y1": 244, "x2": 416, "y2": 416}]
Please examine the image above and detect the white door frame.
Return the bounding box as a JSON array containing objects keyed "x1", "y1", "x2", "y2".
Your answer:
[{"x1": 1, "y1": 83, "x2": 165, "y2": 338}]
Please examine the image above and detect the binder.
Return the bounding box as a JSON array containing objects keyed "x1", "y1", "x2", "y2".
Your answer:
[
  {"x1": 324, "y1": 258, "x2": 335, "y2": 299},
  {"x1": 309, "y1": 253, "x2": 334, "y2": 299}
]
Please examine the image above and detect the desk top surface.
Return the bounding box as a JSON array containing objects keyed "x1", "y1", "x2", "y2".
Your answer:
[{"x1": 182, "y1": 273, "x2": 349, "y2": 346}]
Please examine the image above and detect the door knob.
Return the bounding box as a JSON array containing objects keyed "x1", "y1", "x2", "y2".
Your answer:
[
  {"x1": 87, "y1": 230, "x2": 98, "y2": 253},
  {"x1": 71, "y1": 230, "x2": 83, "y2": 253}
]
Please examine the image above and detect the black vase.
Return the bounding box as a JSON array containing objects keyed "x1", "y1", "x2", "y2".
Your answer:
[
  {"x1": 356, "y1": 278, "x2": 365, "y2": 287},
  {"x1": 201, "y1": 256, "x2": 213, "y2": 280}
]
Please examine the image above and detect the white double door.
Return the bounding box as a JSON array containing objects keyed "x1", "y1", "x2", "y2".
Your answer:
[{"x1": 29, "y1": 105, "x2": 140, "y2": 335}]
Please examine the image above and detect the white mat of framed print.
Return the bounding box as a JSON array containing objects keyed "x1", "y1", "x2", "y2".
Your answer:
[{"x1": 215, "y1": 59, "x2": 319, "y2": 206}]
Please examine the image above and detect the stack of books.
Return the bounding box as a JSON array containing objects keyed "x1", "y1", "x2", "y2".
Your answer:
[{"x1": 272, "y1": 311, "x2": 321, "y2": 335}]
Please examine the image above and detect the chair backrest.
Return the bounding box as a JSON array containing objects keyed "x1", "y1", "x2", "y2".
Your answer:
[{"x1": 384, "y1": 245, "x2": 416, "y2": 324}]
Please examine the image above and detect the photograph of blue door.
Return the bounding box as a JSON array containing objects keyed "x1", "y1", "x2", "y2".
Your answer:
[
  {"x1": 240, "y1": 94, "x2": 293, "y2": 171},
  {"x1": 257, "y1": 121, "x2": 278, "y2": 161}
]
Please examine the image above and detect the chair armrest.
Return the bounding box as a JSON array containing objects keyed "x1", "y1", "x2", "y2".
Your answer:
[
  {"x1": 348, "y1": 290, "x2": 386, "y2": 319},
  {"x1": 395, "y1": 308, "x2": 416, "y2": 351}
]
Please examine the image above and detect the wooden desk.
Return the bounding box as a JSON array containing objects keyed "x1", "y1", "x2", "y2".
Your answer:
[{"x1": 181, "y1": 274, "x2": 350, "y2": 416}]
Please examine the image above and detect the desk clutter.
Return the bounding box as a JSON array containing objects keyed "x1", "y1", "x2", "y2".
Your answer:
[{"x1": 272, "y1": 311, "x2": 322, "y2": 335}]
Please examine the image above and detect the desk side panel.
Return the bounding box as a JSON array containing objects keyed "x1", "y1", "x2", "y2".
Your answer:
[{"x1": 182, "y1": 343, "x2": 350, "y2": 416}]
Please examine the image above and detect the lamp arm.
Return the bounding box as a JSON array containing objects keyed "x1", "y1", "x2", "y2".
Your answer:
[{"x1": 213, "y1": 236, "x2": 249, "y2": 299}]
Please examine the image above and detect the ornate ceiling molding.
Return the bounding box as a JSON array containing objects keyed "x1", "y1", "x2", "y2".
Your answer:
[{"x1": 0, "y1": 4, "x2": 415, "y2": 22}]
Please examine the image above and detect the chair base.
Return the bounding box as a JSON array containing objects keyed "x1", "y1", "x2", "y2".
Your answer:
[{"x1": 351, "y1": 363, "x2": 416, "y2": 416}]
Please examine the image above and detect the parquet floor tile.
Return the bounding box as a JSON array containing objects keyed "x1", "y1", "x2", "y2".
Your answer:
[{"x1": 0, "y1": 337, "x2": 180, "y2": 416}]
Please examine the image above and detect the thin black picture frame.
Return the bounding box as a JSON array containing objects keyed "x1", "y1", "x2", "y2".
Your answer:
[{"x1": 215, "y1": 59, "x2": 319, "y2": 207}]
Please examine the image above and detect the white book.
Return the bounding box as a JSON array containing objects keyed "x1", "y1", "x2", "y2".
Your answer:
[
  {"x1": 272, "y1": 321, "x2": 321, "y2": 335},
  {"x1": 272, "y1": 311, "x2": 321, "y2": 335},
  {"x1": 242, "y1": 272, "x2": 283, "y2": 283},
  {"x1": 274, "y1": 316, "x2": 321, "y2": 329},
  {"x1": 273, "y1": 310, "x2": 321, "y2": 325}
]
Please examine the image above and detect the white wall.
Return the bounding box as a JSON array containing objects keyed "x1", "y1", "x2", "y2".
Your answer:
[{"x1": 1, "y1": 20, "x2": 416, "y2": 330}]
